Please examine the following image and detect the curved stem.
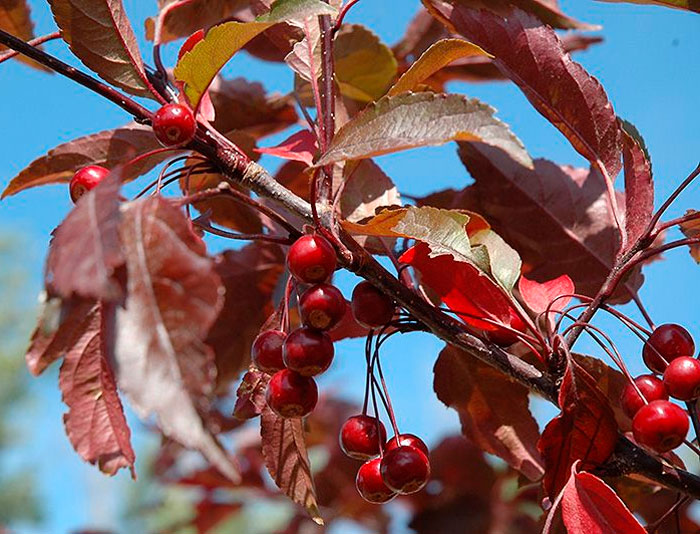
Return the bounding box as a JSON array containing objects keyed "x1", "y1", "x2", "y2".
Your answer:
[{"x1": 0, "y1": 31, "x2": 61, "y2": 65}]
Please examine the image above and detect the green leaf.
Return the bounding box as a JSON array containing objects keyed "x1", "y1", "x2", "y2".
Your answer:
[
  {"x1": 597, "y1": 0, "x2": 699, "y2": 12},
  {"x1": 470, "y1": 228, "x2": 522, "y2": 292},
  {"x1": 316, "y1": 92, "x2": 532, "y2": 168}
]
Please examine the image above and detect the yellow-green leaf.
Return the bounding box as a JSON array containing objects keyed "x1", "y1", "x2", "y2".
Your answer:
[
  {"x1": 316, "y1": 92, "x2": 532, "y2": 169},
  {"x1": 388, "y1": 38, "x2": 490, "y2": 96}
]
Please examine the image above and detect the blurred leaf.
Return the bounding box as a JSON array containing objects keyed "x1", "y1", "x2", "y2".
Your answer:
[
  {"x1": 317, "y1": 92, "x2": 532, "y2": 168},
  {"x1": 680, "y1": 210, "x2": 700, "y2": 263},
  {"x1": 0, "y1": 0, "x2": 50, "y2": 71},
  {"x1": 47, "y1": 0, "x2": 153, "y2": 97}
]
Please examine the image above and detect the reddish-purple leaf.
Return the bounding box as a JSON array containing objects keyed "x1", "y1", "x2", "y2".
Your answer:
[
  {"x1": 621, "y1": 123, "x2": 654, "y2": 248},
  {"x1": 518, "y1": 274, "x2": 574, "y2": 317},
  {"x1": 561, "y1": 469, "x2": 646, "y2": 534},
  {"x1": 59, "y1": 303, "x2": 135, "y2": 477},
  {"x1": 256, "y1": 129, "x2": 317, "y2": 166},
  {"x1": 1, "y1": 124, "x2": 172, "y2": 199},
  {"x1": 112, "y1": 196, "x2": 239, "y2": 482},
  {"x1": 233, "y1": 370, "x2": 270, "y2": 420},
  {"x1": 538, "y1": 362, "x2": 618, "y2": 498},
  {"x1": 425, "y1": 1, "x2": 622, "y2": 183},
  {"x1": 434, "y1": 345, "x2": 544, "y2": 481},
  {"x1": 47, "y1": 0, "x2": 153, "y2": 98},
  {"x1": 261, "y1": 406, "x2": 323, "y2": 524},
  {"x1": 25, "y1": 296, "x2": 98, "y2": 376},
  {"x1": 46, "y1": 173, "x2": 124, "y2": 301}
]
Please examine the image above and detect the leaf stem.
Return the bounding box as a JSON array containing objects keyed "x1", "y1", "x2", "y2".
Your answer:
[{"x1": 0, "y1": 31, "x2": 61, "y2": 66}]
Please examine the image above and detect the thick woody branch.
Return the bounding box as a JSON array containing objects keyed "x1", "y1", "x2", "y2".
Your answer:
[{"x1": 3, "y1": 29, "x2": 699, "y2": 503}]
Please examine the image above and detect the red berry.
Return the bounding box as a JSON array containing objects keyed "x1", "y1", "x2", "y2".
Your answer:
[
  {"x1": 632, "y1": 400, "x2": 689, "y2": 453},
  {"x1": 340, "y1": 415, "x2": 387, "y2": 460},
  {"x1": 620, "y1": 374, "x2": 668, "y2": 418},
  {"x1": 69, "y1": 165, "x2": 110, "y2": 203},
  {"x1": 380, "y1": 445, "x2": 430, "y2": 494},
  {"x1": 663, "y1": 357, "x2": 700, "y2": 401},
  {"x1": 251, "y1": 330, "x2": 286, "y2": 373},
  {"x1": 153, "y1": 103, "x2": 196, "y2": 147},
  {"x1": 299, "y1": 283, "x2": 346, "y2": 331},
  {"x1": 351, "y1": 281, "x2": 395, "y2": 328},
  {"x1": 287, "y1": 235, "x2": 336, "y2": 283},
  {"x1": 265, "y1": 369, "x2": 318, "y2": 418},
  {"x1": 643, "y1": 324, "x2": 695, "y2": 374},
  {"x1": 385, "y1": 434, "x2": 429, "y2": 457},
  {"x1": 283, "y1": 327, "x2": 334, "y2": 377},
  {"x1": 356, "y1": 457, "x2": 396, "y2": 504}
]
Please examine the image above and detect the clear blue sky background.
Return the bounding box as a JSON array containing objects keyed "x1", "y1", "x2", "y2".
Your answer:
[{"x1": 1, "y1": 1, "x2": 700, "y2": 533}]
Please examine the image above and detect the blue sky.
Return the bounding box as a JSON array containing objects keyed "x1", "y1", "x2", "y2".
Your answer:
[{"x1": 1, "y1": 1, "x2": 700, "y2": 533}]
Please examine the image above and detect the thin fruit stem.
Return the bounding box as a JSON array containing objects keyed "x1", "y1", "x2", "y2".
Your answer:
[
  {"x1": 282, "y1": 276, "x2": 295, "y2": 334},
  {"x1": 686, "y1": 401, "x2": 700, "y2": 445},
  {"x1": 362, "y1": 330, "x2": 374, "y2": 415},
  {"x1": 632, "y1": 293, "x2": 655, "y2": 330},
  {"x1": 647, "y1": 162, "x2": 700, "y2": 235},
  {"x1": 192, "y1": 220, "x2": 293, "y2": 244},
  {"x1": 372, "y1": 335, "x2": 401, "y2": 439}
]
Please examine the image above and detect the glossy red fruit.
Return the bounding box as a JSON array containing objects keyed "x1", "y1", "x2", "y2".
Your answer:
[
  {"x1": 632, "y1": 400, "x2": 689, "y2": 453},
  {"x1": 643, "y1": 324, "x2": 695, "y2": 374},
  {"x1": 69, "y1": 165, "x2": 110, "y2": 203},
  {"x1": 340, "y1": 415, "x2": 387, "y2": 460},
  {"x1": 385, "y1": 434, "x2": 429, "y2": 457},
  {"x1": 299, "y1": 283, "x2": 346, "y2": 331},
  {"x1": 663, "y1": 357, "x2": 700, "y2": 401},
  {"x1": 356, "y1": 457, "x2": 397, "y2": 504},
  {"x1": 153, "y1": 103, "x2": 196, "y2": 147},
  {"x1": 380, "y1": 445, "x2": 430, "y2": 494},
  {"x1": 283, "y1": 327, "x2": 334, "y2": 376},
  {"x1": 287, "y1": 235, "x2": 337, "y2": 283},
  {"x1": 251, "y1": 330, "x2": 286, "y2": 373},
  {"x1": 620, "y1": 374, "x2": 668, "y2": 418},
  {"x1": 265, "y1": 369, "x2": 318, "y2": 418},
  {"x1": 351, "y1": 281, "x2": 395, "y2": 328}
]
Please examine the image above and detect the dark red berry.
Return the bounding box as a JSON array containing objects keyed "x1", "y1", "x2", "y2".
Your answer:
[
  {"x1": 283, "y1": 327, "x2": 334, "y2": 377},
  {"x1": 620, "y1": 374, "x2": 668, "y2": 418},
  {"x1": 643, "y1": 324, "x2": 695, "y2": 374},
  {"x1": 265, "y1": 369, "x2": 318, "y2": 418},
  {"x1": 69, "y1": 165, "x2": 110, "y2": 203},
  {"x1": 251, "y1": 330, "x2": 286, "y2": 373},
  {"x1": 663, "y1": 357, "x2": 700, "y2": 401},
  {"x1": 632, "y1": 400, "x2": 689, "y2": 453},
  {"x1": 356, "y1": 457, "x2": 396, "y2": 504},
  {"x1": 340, "y1": 415, "x2": 387, "y2": 460},
  {"x1": 287, "y1": 235, "x2": 337, "y2": 283},
  {"x1": 153, "y1": 103, "x2": 196, "y2": 147},
  {"x1": 351, "y1": 281, "x2": 395, "y2": 328},
  {"x1": 380, "y1": 445, "x2": 430, "y2": 494},
  {"x1": 385, "y1": 434, "x2": 429, "y2": 457},
  {"x1": 299, "y1": 283, "x2": 346, "y2": 331}
]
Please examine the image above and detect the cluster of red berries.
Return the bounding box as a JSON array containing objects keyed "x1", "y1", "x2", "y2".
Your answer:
[
  {"x1": 341, "y1": 416, "x2": 431, "y2": 503},
  {"x1": 621, "y1": 323, "x2": 698, "y2": 453},
  {"x1": 68, "y1": 103, "x2": 196, "y2": 203}
]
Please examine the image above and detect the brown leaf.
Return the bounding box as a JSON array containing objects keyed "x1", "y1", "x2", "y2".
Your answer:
[
  {"x1": 341, "y1": 160, "x2": 401, "y2": 223},
  {"x1": 0, "y1": 0, "x2": 50, "y2": 71},
  {"x1": 261, "y1": 406, "x2": 323, "y2": 524},
  {"x1": 46, "y1": 173, "x2": 124, "y2": 301},
  {"x1": 621, "y1": 122, "x2": 654, "y2": 249},
  {"x1": 434, "y1": 345, "x2": 544, "y2": 481},
  {"x1": 207, "y1": 243, "x2": 285, "y2": 388},
  {"x1": 2, "y1": 124, "x2": 171, "y2": 199},
  {"x1": 113, "y1": 197, "x2": 239, "y2": 482},
  {"x1": 59, "y1": 303, "x2": 135, "y2": 476},
  {"x1": 233, "y1": 369, "x2": 270, "y2": 420},
  {"x1": 47, "y1": 0, "x2": 153, "y2": 97},
  {"x1": 448, "y1": 143, "x2": 643, "y2": 302},
  {"x1": 425, "y1": 1, "x2": 622, "y2": 183},
  {"x1": 680, "y1": 209, "x2": 700, "y2": 263}
]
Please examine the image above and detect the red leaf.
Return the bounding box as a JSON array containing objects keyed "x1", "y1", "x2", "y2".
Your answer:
[
  {"x1": 256, "y1": 129, "x2": 317, "y2": 166},
  {"x1": 518, "y1": 274, "x2": 574, "y2": 317},
  {"x1": 113, "y1": 196, "x2": 239, "y2": 482},
  {"x1": 193, "y1": 500, "x2": 242, "y2": 534},
  {"x1": 425, "y1": 1, "x2": 622, "y2": 182},
  {"x1": 434, "y1": 346, "x2": 544, "y2": 481},
  {"x1": 538, "y1": 362, "x2": 618, "y2": 498},
  {"x1": 261, "y1": 406, "x2": 323, "y2": 524},
  {"x1": 233, "y1": 370, "x2": 270, "y2": 420},
  {"x1": 561, "y1": 469, "x2": 646, "y2": 534},
  {"x1": 621, "y1": 123, "x2": 654, "y2": 249},
  {"x1": 46, "y1": 173, "x2": 124, "y2": 301},
  {"x1": 59, "y1": 303, "x2": 135, "y2": 476},
  {"x1": 400, "y1": 242, "x2": 518, "y2": 333}
]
